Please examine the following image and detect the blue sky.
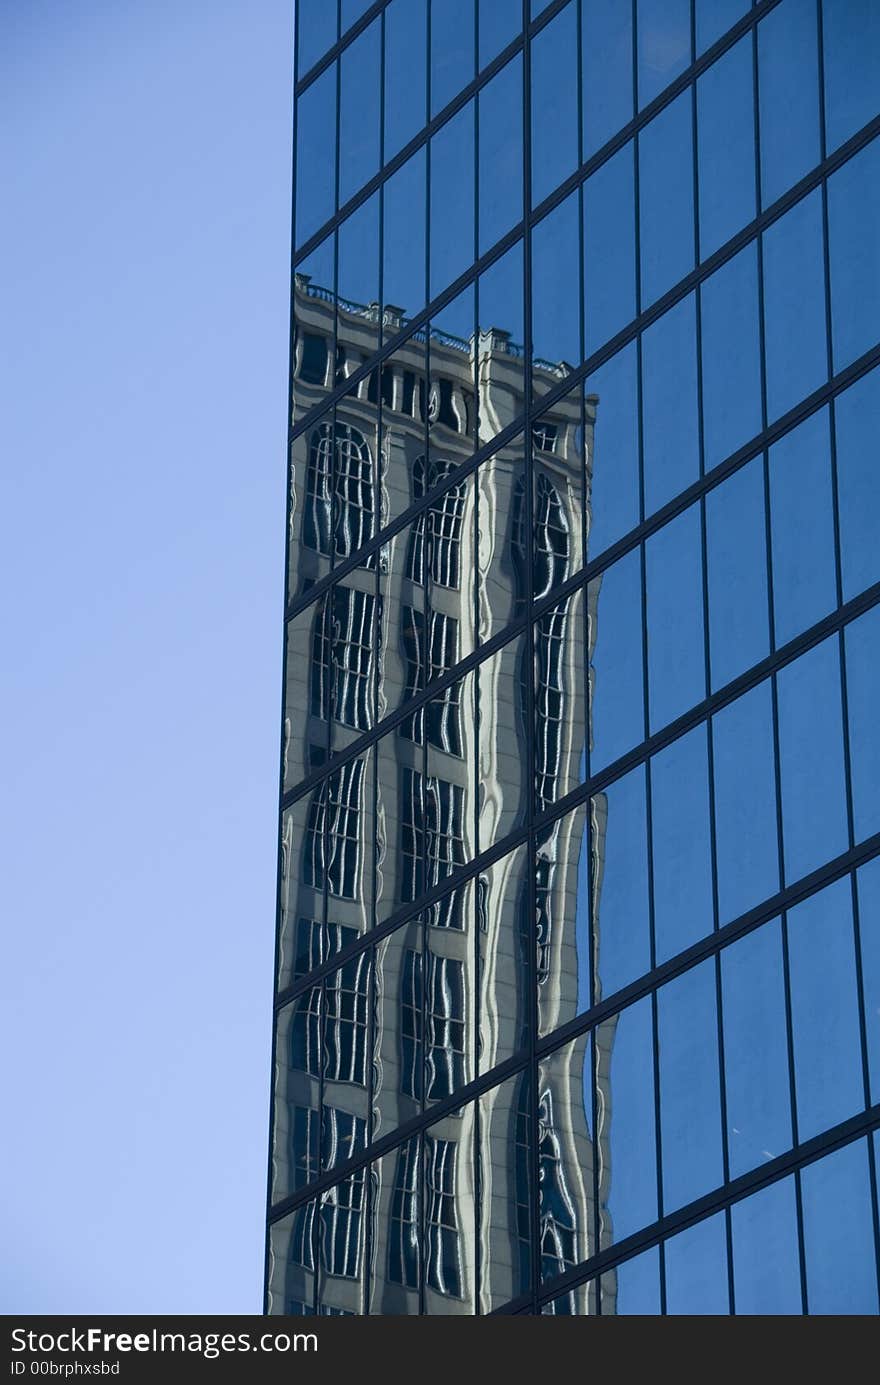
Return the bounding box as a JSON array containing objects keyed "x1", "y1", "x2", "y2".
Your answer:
[{"x1": 1, "y1": 0, "x2": 293, "y2": 1311}]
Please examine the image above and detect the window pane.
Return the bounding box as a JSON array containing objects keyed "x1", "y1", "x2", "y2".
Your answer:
[
  {"x1": 836, "y1": 367, "x2": 880, "y2": 603},
  {"x1": 588, "y1": 547, "x2": 644, "y2": 774},
  {"x1": 531, "y1": 0, "x2": 579, "y2": 207},
  {"x1": 787, "y1": 877, "x2": 864, "y2": 1142},
  {"x1": 697, "y1": 35, "x2": 755, "y2": 260},
  {"x1": 430, "y1": 102, "x2": 476, "y2": 301},
  {"x1": 383, "y1": 150, "x2": 427, "y2": 333},
  {"x1": 646, "y1": 503, "x2": 705, "y2": 734},
  {"x1": 658, "y1": 960, "x2": 724, "y2": 1213},
  {"x1": 713, "y1": 681, "x2": 779, "y2": 924},
  {"x1": 846, "y1": 605, "x2": 880, "y2": 845},
  {"x1": 651, "y1": 723, "x2": 714, "y2": 964},
  {"x1": 538, "y1": 1033, "x2": 595, "y2": 1277},
  {"x1": 828, "y1": 137, "x2": 880, "y2": 374},
  {"x1": 696, "y1": 0, "x2": 748, "y2": 56},
  {"x1": 592, "y1": 765, "x2": 650, "y2": 999},
  {"x1": 536, "y1": 805, "x2": 591, "y2": 1036},
  {"x1": 801, "y1": 1140, "x2": 879, "y2": 1314},
  {"x1": 596, "y1": 996, "x2": 657, "y2": 1246},
  {"x1": 478, "y1": 56, "x2": 523, "y2": 255},
  {"x1": 585, "y1": 342, "x2": 640, "y2": 556},
  {"x1": 582, "y1": 0, "x2": 633, "y2": 158},
  {"x1": 639, "y1": 92, "x2": 695, "y2": 309},
  {"x1": 769, "y1": 408, "x2": 836, "y2": 649},
  {"x1": 477, "y1": 239, "x2": 525, "y2": 443},
  {"x1": 857, "y1": 856, "x2": 880, "y2": 1106},
  {"x1": 701, "y1": 244, "x2": 762, "y2": 470},
  {"x1": 532, "y1": 191, "x2": 582, "y2": 399},
  {"x1": 431, "y1": 0, "x2": 475, "y2": 117},
  {"x1": 757, "y1": 0, "x2": 820, "y2": 208},
  {"x1": 583, "y1": 142, "x2": 636, "y2": 355},
  {"x1": 339, "y1": 19, "x2": 381, "y2": 208},
  {"x1": 423, "y1": 1108, "x2": 476, "y2": 1312},
  {"x1": 371, "y1": 1137, "x2": 421, "y2": 1313},
  {"x1": 296, "y1": 65, "x2": 337, "y2": 248},
  {"x1": 479, "y1": 845, "x2": 530, "y2": 1069},
  {"x1": 762, "y1": 189, "x2": 827, "y2": 422},
  {"x1": 479, "y1": 0, "x2": 520, "y2": 69},
  {"x1": 642, "y1": 294, "x2": 699, "y2": 517},
  {"x1": 637, "y1": 0, "x2": 690, "y2": 109},
  {"x1": 777, "y1": 637, "x2": 848, "y2": 884},
  {"x1": 298, "y1": 0, "x2": 337, "y2": 77},
  {"x1": 664, "y1": 1212, "x2": 729, "y2": 1315},
  {"x1": 601, "y1": 1246, "x2": 661, "y2": 1314},
  {"x1": 479, "y1": 1072, "x2": 532, "y2": 1311},
  {"x1": 731, "y1": 1177, "x2": 802, "y2": 1315},
  {"x1": 721, "y1": 919, "x2": 793, "y2": 1179},
  {"x1": 385, "y1": 0, "x2": 427, "y2": 164},
  {"x1": 706, "y1": 457, "x2": 770, "y2": 690},
  {"x1": 822, "y1": 0, "x2": 880, "y2": 154},
  {"x1": 338, "y1": 193, "x2": 380, "y2": 358}
]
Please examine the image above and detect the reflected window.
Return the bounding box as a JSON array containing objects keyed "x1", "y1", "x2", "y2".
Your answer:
[
  {"x1": 407, "y1": 456, "x2": 466, "y2": 588},
  {"x1": 304, "y1": 759, "x2": 365, "y2": 899},
  {"x1": 538, "y1": 1089, "x2": 578, "y2": 1282},
  {"x1": 311, "y1": 586, "x2": 380, "y2": 730},
  {"x1": 389, "y1": 1141, "x2": 420, "y2": 1288},
  {"x1": 425, "y1": 1137, "x2": 463, "y2": 1297},
  {"x1": 534, "y1": 599, "x2": 571, "y2": 813},
  {"x1": 400, "y1": 769, "x2": 466, "y2": 927},
  {"x1": 399, "y1": 608, "x2": 462, "y2": 754},
  {"x1": 304, "y1": 421, "x2": 376, "y2": 561},
  {"x1": 320, "y1": 1109, "x2": 368, "y2": 1279},
  {"x1": 400, "y1": 949, "x2": 466, "y2": 1101}
]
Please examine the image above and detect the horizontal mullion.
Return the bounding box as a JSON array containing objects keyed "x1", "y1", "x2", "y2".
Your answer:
[{"x1": 494, "y1": 1104, "x2": 880, "y2": 1314}]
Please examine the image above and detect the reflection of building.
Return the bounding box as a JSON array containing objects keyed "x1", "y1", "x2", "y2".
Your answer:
[{"x1": 266, "y1": 266, "x2": 610, "y2": 1313}]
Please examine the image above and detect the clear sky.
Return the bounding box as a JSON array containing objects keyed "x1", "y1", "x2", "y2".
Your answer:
[{"x1": 1, "y1": 0, "x2": 293, "y2": 1312}]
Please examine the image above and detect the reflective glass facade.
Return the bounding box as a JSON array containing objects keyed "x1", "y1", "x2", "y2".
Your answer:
[{"x1": 267, "y1": 0, "x2": 880, "y2": 1315}]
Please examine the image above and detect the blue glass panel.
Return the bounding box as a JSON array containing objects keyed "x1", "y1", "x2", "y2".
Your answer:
[
  {"x1": 762, "y1": 189, "x2": 827, "y2": 422},
  {"x1": 787, "y1": 877, "x2": 864, "y2": 1142},
  {"x1": 857, "y1": 856, "x2": 880, "y2": 1105},
  {"x1": 801, "y1": 1140, "x2": 879, "y2": 1314},
  {"x1": 665, "y1": 1213, "x2": 729, "y2": 1314},
  {"x1": 822, "y1": 0, "x2": 880, "y2": 154},
  {"x1": 339, "y1": 19, "x2": 381, "y2": 208},
  {"x1": 721, "y1": 919, "x2": 793, "y2": 1179},
  {"x1": 531, "y1": 1, "x2": 579, "y2": 207},
  {"x1": 827, "y1": 137, "x2": 880, "y2": 374},
  {"x1": 696, "y1": 0, "x2": 748, "y2": 56},
  {"x1": 295, "y1": 65, "x2": 337, "y2": 248},
  {"x1": 582, "y1": 0, "x2": 633, "y2": 158},
  {"x1": 479, "y1": 0, "x2": 521, "y2": 69},
  {"x1": 713, "y1": 681, "x2": 779, "y2": 924},
  {"x1": 731, "y1": 1177, "x2": 802, "y2": 1315},
  {"x1": 645, "y1": 503, "x2": 705, "y2": 733},
  {"x1": 583, "y1": 143, "x2": 636, "y2": 355},
  {"x1": 588, "y1": 547, "x2": 644, "y2": 773},
  {"x1": 836, "y1": 368, "x2": 880, "y2": 602},
  {"x1": 341, "y1": 0, "x2": 373, "y2": 31},
  {"x1": 593, "y1": 766, "x2": 650, "y2": 998},
  {"x1": 431, "y1": 0, "x2": 475, "y2": 117},
  {"x1": 706, "y1": 458, "x2": 770, "y2": 690},
  {"x1": 598, "y1": 997, "x2": 657, "y2": 1244},
  {"x1": 639, "y1": 92, "x2": 695, "y2": 309},
  {"x1": 385, "y1": 0, "x2": 427, "y2": 164},
  {"x1": 642, "y1": 294, "x2": 699, "y2": 516},
  {"x1": 658, "y1": 960, "x2": 724, "y2": 1212},
  {"x1": 585, "y1": 343, "x2": 640, "y2": 556},
  {"x1": 697, "y1": 35, "x2": 755, "y2": 260},
  {"x1": 777, "y1": 637, "x2": 848, "y2": 884},
  {"x1": 478, "y1": 56, "x2": 523, "y2": 255},
  {"x1": 769, "y1": 408, "x2": 836, "y2": 648},
  {"x1": 757, "y1": 0, "x2": 820, "y2": 208},
  {"x1": 651, "y1": 724, "x2": 714, "y2": 964},
  {"x1": 701, "y1": 244, "x2": 762, "y2": 469},
  {"x1": 532, "y1": 191, "x2": 582, "y2": 395},
  {"x1": 845, "y1": 605, "x2": 880, "y2": 844},
  {"x1": 338, "y1": 193, "x2": 380, "y2": 354},
  {"x1": 637, "y1": 0, "x2": 690, "y2": 109},
  {"x1": 603, "y1": 1246, "x2": 661, "y2": 1314},
  {"x1": 430, "y1": 101, "x2": 475, "y2": 300},
  {"x1": 383, "y1": 149, "x2": 427, "y2": 327},
  {"x1": 298, "y1": 0, "x2": 337, "y2": 77}
]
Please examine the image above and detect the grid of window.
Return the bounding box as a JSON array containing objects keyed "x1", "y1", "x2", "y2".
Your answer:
[{"x1": 270, "y1": 0, "x2": 880, "y2": 1316}]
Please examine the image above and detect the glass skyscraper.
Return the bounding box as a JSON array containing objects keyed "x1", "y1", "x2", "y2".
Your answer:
[{"x1": 266, "y1": 0, "x2": 880, "y2": 1314}]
